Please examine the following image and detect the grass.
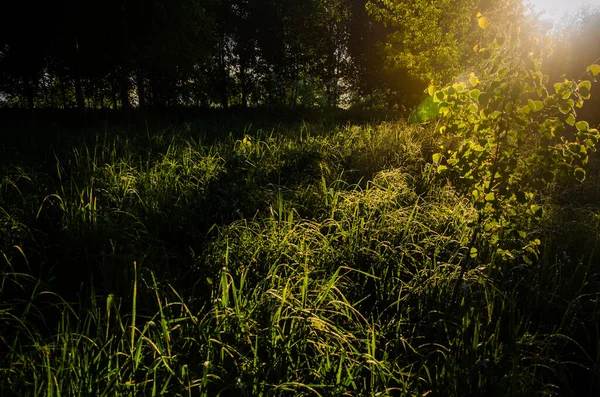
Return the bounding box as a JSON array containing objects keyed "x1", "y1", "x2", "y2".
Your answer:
[{"x1": 1, "y1": 112, "x2": 599, "y2": 395}]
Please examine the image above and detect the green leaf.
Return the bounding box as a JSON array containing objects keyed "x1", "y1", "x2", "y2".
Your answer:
[
  {"x1": 578, "y1": 80, "x2": 592, "y2": 99},
  {"x1": 432, "y1": 153, "x2": 442, "y2": 163},
  {"x1": 578, "y1": 80, "x2": 592, "y2": 91},
  {"x1": 554, "y1": 82, "x2": 562, "y2": 94},
  {"x1": 574, "y1": 167, "x2": 586, "y2": 182},
  {"x1": 470, "y1": 89, "x2": 481, "y2": 100},
  {"x1": 569, "y1": 143, "x2": 583, "y2": 154},
  {"x1": 532, "y1": 100, "x2": 543, "y2": 112},
  {"x1": 559, "y1": 101, "x2": 572, "y2": 114},
  {"x1": 565, "y1": 113, "x2": 576, "y2": 126},
  {"x1": 519, "y1": 105, "x2": 531, "y2": 115},
  {"x1": 469, "y1": 73, "x2": 479, "y2": 87},
  {"x1": 485, "y1": 192, "x2": 495, "y2": 202},
  {"x1": 478, "y1": 16, "x2": 488, "y2": 30},
  {"x1": 544, "y1": 96, "x2": 557, "y2": 107},
  {"x1": 577, "y1": 84, "x2": 590, "y2": 101},
  {"x1": 588, "y1": 64, "x2": 600, "y2": 77},
  {"x1": 576, "y1": 121, "x2": 589, "y2": 132},
  {"x1": 469, "y1": 247, "x2": 478, "y2": 258},
  {"x1": 530, "y1": 204, "x2": 543, "y2": 217}
]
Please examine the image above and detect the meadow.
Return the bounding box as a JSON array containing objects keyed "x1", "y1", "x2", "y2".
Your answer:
[{"x1": 1, "y1": 110, "x2": 599, "y2": 396}]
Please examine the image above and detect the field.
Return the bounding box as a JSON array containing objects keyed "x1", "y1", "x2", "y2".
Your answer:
[{"x1": 1, "y1": 110, "x2": 599, "y2": 396}]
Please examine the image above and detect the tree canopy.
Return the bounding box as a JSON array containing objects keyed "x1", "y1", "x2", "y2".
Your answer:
[{"x1": 0, "y1": 0, "x2": 598, "y2": 112}]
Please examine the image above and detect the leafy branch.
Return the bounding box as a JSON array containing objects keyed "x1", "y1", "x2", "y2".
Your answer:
[{"x1": 429, "y1": 11, "x2": 600, "y2": 298}]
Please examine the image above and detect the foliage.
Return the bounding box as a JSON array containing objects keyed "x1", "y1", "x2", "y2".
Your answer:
[
  {"x1": 364, "y1": 0, "x2": 517, "y2": 106},
  {"x1": 1, "y1": 0, "x2": 541, "y2": 111},
  {"x1": 0, "y1": 0, "x2": 359, "y2": 110},
  {"x1": 367, "y1": 0, "x2": 476, "y2": 86},
  {"x1": 1, "y1": 114, "x2": 600, "y2": 395},
  {"x1": 430, "y1": 10, "x2": 600, "y2": 264}
]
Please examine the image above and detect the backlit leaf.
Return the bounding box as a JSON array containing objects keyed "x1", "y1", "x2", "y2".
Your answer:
[
  {"x1": 519, "y1": 105, "x2": 531, "y2": 115},
  {"x1": 576, "y1": 121, "x2": 589, "y2": 132},
  {"x1": 469, "y1": 247, "x2": 478, "y2": 258},
  {"x1": 588, "y1": 64, "x2": 600, "y2": 77},
  {"x1": 530, "y1": 205, "x2": 542, "y2": 216},
  {"x1": 427, "y1": 85, "x2": 435, "y2": 96},
  {"x1": 578, "y1": 80, "x2": 591, "y2": 91},
  {"x1": 478, "y1": 16, "x2": 488, "y2": 29},
  {"x1": 578, "y1": 80, "x2": 591, "y2": 99}
]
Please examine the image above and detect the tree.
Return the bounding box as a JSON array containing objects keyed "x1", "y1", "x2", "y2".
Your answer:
[
  {"x1": 0, "y1": 2, "x2": 55, "y2": 109},
  {"x1": 363, "y1": 0, "x2": 516, "y2": 108},
  {"x1": 430, "y1": 6, "x2": 599, "y2": 280}
]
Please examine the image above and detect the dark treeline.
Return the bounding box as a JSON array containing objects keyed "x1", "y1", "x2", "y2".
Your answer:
[{"x1": 1, "y1": 0, "x2": 599, "y2": 112}]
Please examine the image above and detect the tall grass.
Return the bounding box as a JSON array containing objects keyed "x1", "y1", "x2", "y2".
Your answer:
[{"x1": 1, "y1": 115, "x2": 599, "y2": 395}]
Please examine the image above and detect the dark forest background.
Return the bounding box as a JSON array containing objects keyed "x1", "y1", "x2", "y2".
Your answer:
[{"x1": 1, "y1": 0, "x2": 599, "y2": 115}]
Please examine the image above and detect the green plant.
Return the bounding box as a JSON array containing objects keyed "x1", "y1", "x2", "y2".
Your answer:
[{"x1": 430, "y1": 11, "x2": 600, "y2": 275}]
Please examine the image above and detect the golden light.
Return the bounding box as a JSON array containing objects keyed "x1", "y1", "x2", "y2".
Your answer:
[{"x1": 531, "y1": 0, "x2": 599, "y2": 23}]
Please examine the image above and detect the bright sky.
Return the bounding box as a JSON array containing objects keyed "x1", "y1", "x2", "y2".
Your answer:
[{"x1": 531, "y1": 0, "x2": 600, "y2": 22}]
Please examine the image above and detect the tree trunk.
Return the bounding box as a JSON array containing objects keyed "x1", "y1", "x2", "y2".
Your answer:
[
  {"x1": 149, "y1": 76, "x2": 165, "y2": 109},
  {"x1": 120, "y1": 68, "x2": 130, "y2": 110},
  {"x1": 240, "y1": 62, "x2": 248, "y2": 108},
  {"x1": 112, "y1": 79, "x2": 119, "y2": 109},
  {"x1": 23, "y1": 76, "x2": 34, "y2": 110},
  {"x1": 73, "y1": 38, "x2": 86, "y2": 111},
  {"x1": 74, "y1": 74, "x2": 85, "y2": 110},
  {"x1": 61, "y1": 78, "x2": 67, "y2": 109},
  {"x1": 120, "y1": 1, "x2": 130, "y2": 112},
  {"x1": 220, "y1": 61, "x2": 228, "y2": 109},
  {"x1": 218, "y1": 35, "x2": 228, "y2": 109},
  {"x1": 137, "y1": 73, "x2": 146, "y2": 109}
]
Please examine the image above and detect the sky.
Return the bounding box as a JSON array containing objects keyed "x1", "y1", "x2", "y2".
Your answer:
[{"x1": 531, "y1": 0, "x2": 600, "y2": 23}]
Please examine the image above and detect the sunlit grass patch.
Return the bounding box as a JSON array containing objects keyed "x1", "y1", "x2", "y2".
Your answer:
[{"x1": 0, "y1": 117, "x2": 599, "y2": 395}]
